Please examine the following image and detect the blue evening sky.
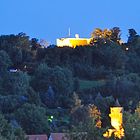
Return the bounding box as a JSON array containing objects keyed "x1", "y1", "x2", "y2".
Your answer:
[{"x1": 0, "y1": 0, "x2": 140, "y2": 44}]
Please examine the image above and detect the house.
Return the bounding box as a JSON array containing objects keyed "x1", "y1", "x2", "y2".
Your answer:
[
  {"x1": 56, "y1": 34, "x2": 91, "y2": 48},
  {"x1": 27, "y1": 134, "x2": 48, "y2": 140},
  {"x1": 49, "y1": 132, "x2": 88, "y2": 140},
  {"x1": 49, "y1": 133, "x2": 69, "y2": 140}
]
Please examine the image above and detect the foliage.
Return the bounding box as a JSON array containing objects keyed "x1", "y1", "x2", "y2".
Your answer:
[
  {"x1": 0, "y1": 33, "x2": 32, "y2": 68},
  {"x1": 0, "y1": 113, "x2": 27, "y2": 140},
  {"x1": 71, "y1": 92, "x2": 82, "y2": 113},
  {"x1": 1, "y1": 28, "x2": 140, "y2": 138},
  {"x1": 127, "y1": 28, "x2": 139, "y2": 45},
  {"x1": 2, "y1": 71, "x2": 29, "y2": 96},
  {"x1": 110, "y1": 27, "x2": 121, "y2": 43},
  {"x1": 68, "y1": 105, "x2": 104, "y2": 140},
  {"x1": 40, "y1": 86, "x2": 55, "y2": 108},
  {"x1": 116, "y1": 102, "x2": 140, "y2": 140},
  {"x1": 0, "y1": 50, "x2": 12, "y2": 73},
  {"x1": 67, "y1": 120, "x2": 104, "y2": 140},
  {"x1": 0, "y1": 95, "x2": 27, "y2": 113},
  {"x1": 33, "y1": 64, "x2": 73, "y2": 95},
  {"x1": 27, "y1": 87, "x2": 41, "y2": 105},
  {"x1": 90, "y1": 27, "x2": 121, "y2": 45},
  {"x1": 14, "y1": 103, "x2": 49, "y2": 134}
]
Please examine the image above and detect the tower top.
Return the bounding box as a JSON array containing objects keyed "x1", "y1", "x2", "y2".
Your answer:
[{"x1": 114, "y1": 99, "x2": 121, "y2": 107}]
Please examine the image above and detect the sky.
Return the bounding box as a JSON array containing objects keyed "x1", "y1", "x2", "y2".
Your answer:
[{"x1": 0, "y1": 0, "x2": 140, "y2": 44}]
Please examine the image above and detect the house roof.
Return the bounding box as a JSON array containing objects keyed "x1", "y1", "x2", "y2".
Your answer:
[
  {"x1": 49, "y1": 133, "x2": 68, "y2": 140},
  {"x1": 27, "y1": 134, "x2": 48, "y2": 140}
]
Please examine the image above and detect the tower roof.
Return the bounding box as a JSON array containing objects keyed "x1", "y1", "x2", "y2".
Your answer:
[
  {"x1": 96, "y1": 92, "x2": 103, "y2": 99},
  {"x1": 114, "y1": 99, "x2": 121, "y2": 107}
]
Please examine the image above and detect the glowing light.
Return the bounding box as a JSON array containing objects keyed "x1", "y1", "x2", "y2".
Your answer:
[
  {"x1": 48, "y1": 116, "x2": 54, "y2": 123},
  {"x1": 103, "y1": 107, "x2": 125, "y2": 139},
  {"x1": 56, "y1": 35, "x2": 91, "y2": 48},
  {"x1": 126, "y1": 47, "x2": 129, "y2": 51}
]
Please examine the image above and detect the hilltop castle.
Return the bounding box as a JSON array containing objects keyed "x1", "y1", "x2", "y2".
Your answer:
[{"x1": 56, "y1": 34, "x2": 91, "y2": 48}]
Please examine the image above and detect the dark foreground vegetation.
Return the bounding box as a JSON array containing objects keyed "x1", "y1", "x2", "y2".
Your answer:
[{"x1": 0, "y1": 28, "x2": 140, "y2": 139}]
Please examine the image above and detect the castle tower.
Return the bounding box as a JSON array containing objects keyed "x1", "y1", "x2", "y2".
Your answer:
[{"x1": 103, "y1": 99, "x2": 125, "y2": 139}]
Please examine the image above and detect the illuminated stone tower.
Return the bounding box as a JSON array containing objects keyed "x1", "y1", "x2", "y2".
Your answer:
[{"x1": 103, "y1": 99, "x2": 125, "y2": 139}]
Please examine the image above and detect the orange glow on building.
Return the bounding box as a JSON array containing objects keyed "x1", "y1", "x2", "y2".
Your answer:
[
  {"x1": 103, "y1": 106, "x2": 125, "y2": 139},
  {"x1": 56, "y1": 34, "x2": 91, "y2": 48}
]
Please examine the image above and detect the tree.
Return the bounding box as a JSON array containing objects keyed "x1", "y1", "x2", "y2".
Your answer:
[
  {"x1": 27, "y1": 87, "x2": 41, "y2": 105},
  {"x1": 71, "y1": 92, "x2": 83, "y2": 114},
  {"x1": 94, "y1": 93, "x2": 115, "y2": 113},
  {"x1": 11, "y1": 47, "x2": 22, "y2": 66},
  {"x1": 14, "y1": 128, "x2": 28, "y2": 140},
  {"x1": 32, "y1": 63, "x2": 50, "y2": 92},
  {"x1": 102, "y1": 29, "x2": 112, "y2": 39},
  {"x1": 0, "y1": 95, "x2": 28, "y2": 113},
  {"x1": 15, "y1": 103, "x2": 49, "y2": 134},
  {"x1": 0, "y1": 34, "x2": 31, "y2": 63},
  {"x1": 0, "y1": 113, "x2": 27, "y2": 140},
  {"x1": 91, "y1": 28, "x2": 121, "y2": 46},
  {"x1": 68, "y1": 105, "x2": 104, "y2": 140},
  {"x1": 39, "y1": 39, "x2": 49, "y2": 48},
  {"x1": 90, "y1": 28, "x2": 107, "y2": 46},
  {"x1": 31, "y1": 38, "x2": 41, "y2": 50},
  {"x1": 94, "y1": 93, "x2": 107, "y2": 112},
  {"x1": 49, "y1": 65, "x2": 73, "y2": 95},
  {"x1": 110, "y1": 27, "x2": 121, "y2": 43},
  {"x1": 40, "y1": 86, "x2": 55, "y2": 108},
  {"x1": 127, "y1": 29, "x2": 139, "y2": 45},
  {"x1": 33, "y1": 64, "x2": 73, "y2": 95},
  {"x1": 0, "y1": 113, "x2": 15, "y2": 139},
  {"x1": 126, "y1": 52, "x2": 140, "y2": 73},
  {"x1": 123, "y1": 111, "x2": 140, "y2": 140},
  {"x1": 91, "y1": 28, "x2": 103, "y2": 39},
  {"x1": 67, "y1": 119, "x2": 104, "y2": 140},
  {"x1": 16, "y1": 33, "x2": 31, "y2": 50},
  {"x1": 2, "y1": 71, "x2": 29, "y2": 96},
  {"x1": 91, "y1": 42, "x2": 127, "y2": 70},
  {"x1": 87, "y1": 104, "x2": 102, "y2": 128},
  {"x1": 0, "y1": 50, "x2": 12, "y2": 73}
]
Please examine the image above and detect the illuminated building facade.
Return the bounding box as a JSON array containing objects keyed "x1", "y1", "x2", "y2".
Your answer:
[{"x1": 56, "y1": 34, "x2": 91, "y2": 48}]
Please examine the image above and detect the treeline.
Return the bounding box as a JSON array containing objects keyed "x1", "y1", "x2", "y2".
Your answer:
[{"x1": 0, "y1": 28, "x2": 140, "y2": 139}]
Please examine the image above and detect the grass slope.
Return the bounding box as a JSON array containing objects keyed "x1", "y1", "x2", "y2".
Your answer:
[{"x1": 79, "y1": 79, "x2": 105, "y2": 90}]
